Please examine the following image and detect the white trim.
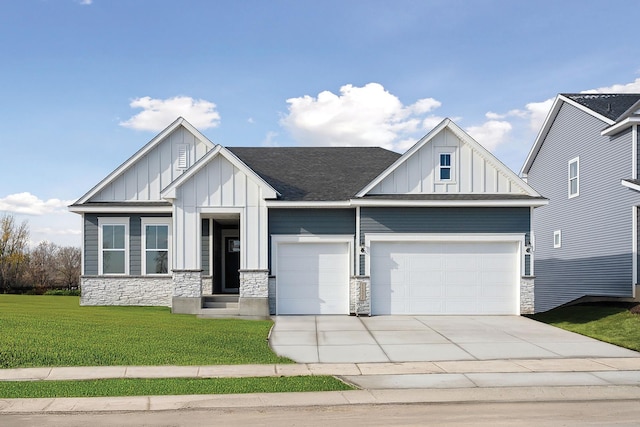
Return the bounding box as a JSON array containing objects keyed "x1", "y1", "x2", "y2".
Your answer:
[
  {"x1": 97, "y1": 217, "x2": 130, "y2": 275},
  {"x1": 568, "y1": 157, "x2": 579, "y2": 198},
  {"x1": 75, "y1": 117, "x2": 215, "y2": 205},
  {"x1": 633, "y1": 125, "x2": 638, "y2": 180},
  {"x1": 69, "y1": 205, "x2": 172, "y2": 214},
  {"x1": 529, "y1": 206, "x2": 534, "y2": 276},
  {"x1": 622, "y1": 179, "x2": 640, "y2": 192},
  {"x1": 633, "y1": 206, "x2": 637, "y2": 295},
  {"x1": 265, "y1": 201, "x2": 352, "y2": 208},
  {"x1": 351, "y1": 198, "x2": 548, "y2": 207},
  {"x1": 364, "y1": 233, "x2": 524, "y2": 315},
  {"x1": 601, "y1": 116, "x2": 640, "y2": 137},
  {"x1": 553, "y1": 230, "x2": 562, "y2": 248},
  {"x1": 271, "y1": 234, "x2": 354, "y2": 315},
  {"x1": 80, "y1": 213, "x2": 85, "y2": 276},
  {"x1": 355, "y1": 206, "x2": 361, "y2": 275},
  {"x1": 141, "y1": 217, "x2": 172, "y2": 276}
]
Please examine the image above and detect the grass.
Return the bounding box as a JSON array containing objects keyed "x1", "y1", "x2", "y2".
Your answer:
[
  {"x1": 0, "y1": 376, "x2": 354, "y2": 398},
  {"x1": 0, "y1": 295, "x2": 292, "y2": 368},
  {"x1": 530, "y1": 303, "x2": 640, "y2": 352}
]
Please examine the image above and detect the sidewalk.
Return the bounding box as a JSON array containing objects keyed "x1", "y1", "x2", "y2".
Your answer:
[{"x1": 1, "y1": 358, "x2": 640, "y2": 414}]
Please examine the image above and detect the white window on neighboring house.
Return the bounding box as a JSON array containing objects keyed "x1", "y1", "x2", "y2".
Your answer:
[
  {"x1": 98, "y1": 217, "x2": 129, "y2": 275},
  {"x1": 568, "y1": 157, "x2": 579, "y2": 198},
  {"x1": 177, "y1": 144, "x2": 189, "y2": 169},
  {"x1": 438, "y1": 152, "x2": 453, "y2": 181},
  {"x1": 142, "y1": 218, "x2": 171, "y2": 275},
  {"x1": 553, "y1": 230, "x2": 562, "y2": 248}
]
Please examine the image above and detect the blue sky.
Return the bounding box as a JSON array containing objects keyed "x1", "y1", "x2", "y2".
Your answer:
[{"x1": 2, "y1": 0, "x2": 640, "y2": 247}]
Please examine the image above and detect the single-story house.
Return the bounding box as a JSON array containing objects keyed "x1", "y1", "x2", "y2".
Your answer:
[{"x1": 69, "y1": 117, "x2": 546, "y2": 316}]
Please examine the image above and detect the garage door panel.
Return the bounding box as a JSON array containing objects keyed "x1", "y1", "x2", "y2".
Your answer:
[
  {"x1": 371, "y1": 240, "x2": 518, "y2": 315},
  {"x1": 276, "y1": 242, "x2": 349, "y2": 315}
]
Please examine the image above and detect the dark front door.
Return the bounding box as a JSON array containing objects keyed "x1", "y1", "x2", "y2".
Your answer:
[{"x1": 224, "y1": 236, "x2": 240, "y2": 292}]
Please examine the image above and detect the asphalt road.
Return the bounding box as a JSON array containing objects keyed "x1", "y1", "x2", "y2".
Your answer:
[{"x1": 3, "y1": 400, "x2": 640, "y2": 426}]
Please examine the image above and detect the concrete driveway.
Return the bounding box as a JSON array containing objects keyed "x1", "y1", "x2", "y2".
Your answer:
[{"x1": 269, "y1": 315, "x2": 640, "y2": 363}]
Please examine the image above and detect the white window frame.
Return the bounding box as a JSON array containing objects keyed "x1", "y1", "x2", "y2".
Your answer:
[
  {"x1": 553, "y1": 230, "x2": 562, "y2": 248},
  {"x1": 437, "y1": 149, "x2": 455, "y2": 183},
  {"x1": 98, "y1": 217, "x2": 129, "y2": 275},
  {"x1": 568, "y1": 157, "x2": 579, "y2": 198},
  {"x1": 141, "y1": 218, "x2": 172, "y2": 276}
]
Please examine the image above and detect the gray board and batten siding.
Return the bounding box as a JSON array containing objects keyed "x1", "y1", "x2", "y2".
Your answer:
[
  {"x1": 83, "y1": 214, "x2": 171, "y2": 276},
  {"x1": 359, "y1": 207, "x2": 531, "y2": 276},
  {"x1": 527, "y1": 101, "x2": 637, "y2": 312}
]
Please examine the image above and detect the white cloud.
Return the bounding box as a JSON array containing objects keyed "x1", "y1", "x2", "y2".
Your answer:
[
  {"x1": 0, "y1": 192, "x2": 73, "y2": 216},
  {"x1": 280, "y1": 83, "x2": 443, "y2": 151},
  {"x1": 77, "y1": 0, "x2": 93, "y2": 4},
  {"x1": 582, "y1": 77, "x2": 640, "y2": 94},
  {"x1": 262, "y1": 131, "x2": 279, "y2": 147},
  {"x1": 120, "y1": 96, "x2": 221, "y2": 132},
  {"x1": 466, "y1": 120, "x2": 513, "y2": 151}
]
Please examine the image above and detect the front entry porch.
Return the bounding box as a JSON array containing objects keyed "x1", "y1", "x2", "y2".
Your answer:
[{"x1": 171, "y1": 214, "x2": 269, "y2": 318}]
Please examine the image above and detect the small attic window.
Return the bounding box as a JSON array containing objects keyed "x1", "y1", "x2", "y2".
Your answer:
[
  {"x1": 177, "y1": 144, "x2": 189, "y2": 169},
  {"x1": 437, "y1": 151, "x2": 454, "y2": 181}
]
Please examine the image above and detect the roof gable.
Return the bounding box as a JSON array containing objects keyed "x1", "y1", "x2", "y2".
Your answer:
[
  {"x1": 228, "y1": 147, "x2": 400, "y2": 201},
  {"x1": 521, "y1": 94, "x2": 640, "y2": 174},
  {"x1": 160, "y1": 146, "x2": 279, "y2": 201},
  {"x1": 75, "y1": 117, "x2": 215, "y2": 205},
  {"x1": 358, "y1": 118, "x2": 539, "y2": 197}
]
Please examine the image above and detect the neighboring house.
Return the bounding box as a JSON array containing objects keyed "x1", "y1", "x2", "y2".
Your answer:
[
  {"x1": 69, "y1": 117, "x2": 545, "y2": 316},
  {"x1": 521, "y1": 93, "x2": 640, "y2": 312}
]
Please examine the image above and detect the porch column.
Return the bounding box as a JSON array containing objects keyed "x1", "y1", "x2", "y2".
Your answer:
[
  {"x1": 171, "y1": 269, "x2": 203, "y2": 314},
  {"x1": 239, "y1": 269, "x2": 269, "y2": 316}
]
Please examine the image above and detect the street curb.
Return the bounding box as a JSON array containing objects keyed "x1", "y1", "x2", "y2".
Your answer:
[{"x1": 1, "y1": 386, "x2": 640, "y2": 414}]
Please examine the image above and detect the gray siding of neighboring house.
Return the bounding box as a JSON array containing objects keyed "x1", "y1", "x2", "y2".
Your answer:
[
  {"x1": 527, "y1": 103, "x2": 636, "y2": 312},
  {"x1": 84, "y1": 213, "x2": 171, "y2": 276},
  {"x1": 359, "y1": 207, "x2": 530, "y2": 276},
  {"x1": 268, "y1": 208, "x2": 356, "y2": 270}
]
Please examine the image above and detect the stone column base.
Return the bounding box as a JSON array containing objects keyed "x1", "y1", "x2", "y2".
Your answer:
[
  {"x1": 520, "y1": 276, "x2": 535, "y2": 314},
  {"x1": 171, "y1": 297, "x2": 201, "y2": 314},
  {"x1": 238, "y1": 297, "x2": 270, "y2": 317},
  {"x1": 350, "y1": 276, "x2": 371, "y2": 316}
]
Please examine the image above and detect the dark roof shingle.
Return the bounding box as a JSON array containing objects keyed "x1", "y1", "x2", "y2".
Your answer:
[
  {"x1": 227, "y1": 147, "x2": 400, "y2": 201},
  {"x1": 563, "y1": 93, "x2": 640, "y2": 121}
]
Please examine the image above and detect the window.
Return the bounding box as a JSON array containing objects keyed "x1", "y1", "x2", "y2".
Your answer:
[
  {"x1": 98, "y1": 217, "x2": 129, "y2": 275},
  {"x1": 568, "y1": 157, "x2": 579, "y2": 198},
  {"x1": 438, "y1": 152, "x2": 452, "y2": 181},
  {"x1": 553, "y1": 230, "x2": 562, "y2": 248},
  {"x1": 142, "y1": 218, "x2": 171, "y2": 275}
]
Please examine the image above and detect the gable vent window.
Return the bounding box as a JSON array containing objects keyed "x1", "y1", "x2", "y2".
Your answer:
[
  {"x1": 568, "y1": 157, "x2": 579, "y2": 198},
  {"x1": 439, "y1": 153, "x2": 452, "y2": 180},
  {"x1": 177, "y1": 144, "x2": 189, "y2": 169}
]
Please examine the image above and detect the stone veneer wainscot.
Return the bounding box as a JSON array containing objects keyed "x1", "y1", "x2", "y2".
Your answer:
[{"x1": 80, "y1": 276, "x2": 172, "y2": 306}]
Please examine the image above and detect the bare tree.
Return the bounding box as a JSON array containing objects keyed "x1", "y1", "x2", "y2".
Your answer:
[
  {"x1": 29, "y1": 241, "x2": 59, "y2": 289},
  {"x1": 55, "y1": 246, "x2": 81, "y2": 289},
  {"x1": 0, "y1": 214, "x2": 29, "y2": 292}
]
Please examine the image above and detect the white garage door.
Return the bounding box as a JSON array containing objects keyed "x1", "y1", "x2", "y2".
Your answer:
[
  {"x1": 276, "y1": 242, "x2": 350, "y2": 314},
  {"x1": 371, "y1": 240, "x2": 518, "y2": 315}
]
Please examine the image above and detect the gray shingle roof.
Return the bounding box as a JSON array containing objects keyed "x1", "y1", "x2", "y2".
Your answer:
[
  {"x1": 361, "y1": 194, "x2": 546, "y2": 201},
  {"x1": 227, "y1": 147, "x2": 401, "y2": 201},
  {"x1": 563, "y1": 93, "x2": 640, "y2": 121}
]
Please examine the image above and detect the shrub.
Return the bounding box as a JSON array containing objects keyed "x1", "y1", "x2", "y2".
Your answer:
[{"x1": 43, "y1": 289, "x2": 80, "y2": 296}]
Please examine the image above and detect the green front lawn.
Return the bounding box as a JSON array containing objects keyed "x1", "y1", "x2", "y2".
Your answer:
[
  {"x1": 0, "y1": 376, "x2": 353, "y2": 398},
  {"x1": 530, "y1": 303, "x2": 640, "y2": 352},
  {"x1": 0, "y1": 295, "x2": 292, "y2": 368}
]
